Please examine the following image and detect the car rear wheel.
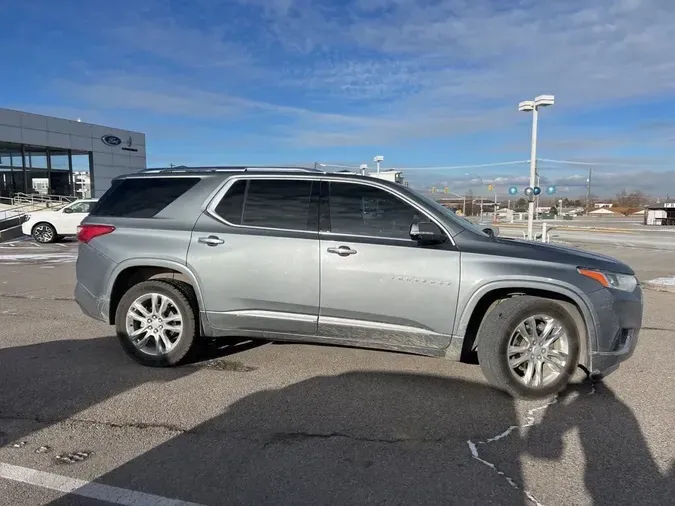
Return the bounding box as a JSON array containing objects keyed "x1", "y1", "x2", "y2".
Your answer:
[
  {"x1": 476, "y1": 296, "x2": 580, "y2": 399},
  {"x1": 115, "y1": 280, "x2": 198, "y2": 367},
  {"x1": 32, "y1": 222, "x2": 57, "y2": 243}
]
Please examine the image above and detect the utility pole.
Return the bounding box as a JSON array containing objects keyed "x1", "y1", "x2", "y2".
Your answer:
[{"x1": 586, "y1": 168, "x2": 593, "y2": 215}]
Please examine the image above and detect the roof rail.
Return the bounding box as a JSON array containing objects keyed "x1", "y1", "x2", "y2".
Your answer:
[{"x1": 140, "y1": 166, "x2": 324, "y2": 174}]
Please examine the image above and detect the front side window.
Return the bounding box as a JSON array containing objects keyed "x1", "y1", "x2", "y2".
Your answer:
[
  {"x1": 66, "y1": 201, "x2": 93, "y2": 213},
  {"x1": 214, "y1": 178, "x2": 315, "y2": 231},
  {"x1": 328, "y1": 182, "x2": 425, "y2": 240}
]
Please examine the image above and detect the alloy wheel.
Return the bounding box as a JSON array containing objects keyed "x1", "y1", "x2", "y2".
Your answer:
[
  {"x1": 33, "y1": 224, "x2": 54, "y2": 243},
  {"x1": 506, "y1": 314, "x2": 570, "y2": 388},
  {"x1": 125, "y1": 293, "x2": 184, "y2": 356}
]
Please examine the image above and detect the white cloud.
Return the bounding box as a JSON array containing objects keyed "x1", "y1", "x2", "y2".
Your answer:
[{"x1": 53, "y1": 0, "x2": 675, "y2": 154}]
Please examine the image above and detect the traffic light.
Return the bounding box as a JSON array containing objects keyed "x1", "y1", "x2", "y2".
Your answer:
[{"x1": 487, "y1": 184, "x2": 493, "y2": 192}]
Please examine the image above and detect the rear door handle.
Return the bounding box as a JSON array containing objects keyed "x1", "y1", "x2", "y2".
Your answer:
[
  {"x1": 198, "y1": 235, "x2": 224, "y2": 246},
  {"x1": 327, "y1": 245, "x2": 357, "y2": 256}
]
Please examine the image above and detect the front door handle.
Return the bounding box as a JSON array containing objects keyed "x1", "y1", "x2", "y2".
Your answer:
[
  {"x1": 198, "y1": 235, "x2": 224, "y2": 246},
  {"x1": 327, "y1": 245, "x2": 357, "y2": 256}
]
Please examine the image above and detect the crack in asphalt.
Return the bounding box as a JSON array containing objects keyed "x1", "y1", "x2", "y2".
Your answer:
[
  {"x1": 0, "y1": 293, "x2": 74, "y2": 301},
  {"x1": 466, "y1": 382, "x2": 595, "y2": 506},
  {"x1": 0, "y1": 414, "x2": 191, "y2": 436},
  {"x1": 0, "y1": 414, "x2": 459, "y2": 447}
]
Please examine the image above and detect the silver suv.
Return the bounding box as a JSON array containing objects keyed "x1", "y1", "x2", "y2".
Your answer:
[{"x1": 75, "y1": 167, "x2": 643, "y2": 399}]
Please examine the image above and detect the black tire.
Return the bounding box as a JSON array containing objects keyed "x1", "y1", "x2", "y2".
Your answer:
[
  {"x1": 476, "y1": 295, "x2": 580, "y2": 399},
  {"x1": 32, "y1": 222, "x2": 57, "y2": 244},
  {"x1": 115, "y1": 279, "x2": 199, "y2": 367}
]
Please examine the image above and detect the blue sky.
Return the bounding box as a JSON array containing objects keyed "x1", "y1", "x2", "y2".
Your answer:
[{"x1": 4, "y1": 0, "x2": 675, "y2": 197}]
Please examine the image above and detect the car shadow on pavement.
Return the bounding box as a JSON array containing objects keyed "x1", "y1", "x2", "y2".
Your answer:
[
  {"x1": 45, "y1": 370, "x2": 528, "y2": 505},
  {"x1": 0, "y1": 337, "x2": 195, "y2": 440},
  {"x1": 0, "y1": 336, "x2": 265, "y2": 441},
  {"x1": 1, "y1": 338, "x2": 670, "y2": 505}
]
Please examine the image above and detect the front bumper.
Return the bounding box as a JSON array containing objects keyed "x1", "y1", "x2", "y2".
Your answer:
[
  {"x1": 587, "y1": 284, "x2": 643, "y2": 377},
  {"x1": 21, "y1": 220, "x2": 32, "y2": 236}
]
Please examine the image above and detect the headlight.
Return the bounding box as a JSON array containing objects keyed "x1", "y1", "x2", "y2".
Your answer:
[
  {"x1": 578, "y1": 268, "x2": 638, "y2": 292},
  {"x1": 605, "y1": 272, "x2": 638, "y2": 292}
]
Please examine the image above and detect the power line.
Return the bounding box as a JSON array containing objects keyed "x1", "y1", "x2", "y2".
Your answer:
[
  {"x1": 538, "y1": 158, "x2": 671, "y2": 168},
  {"x1": 387, "y1": 160, "x2": 530, "y2": 171}
]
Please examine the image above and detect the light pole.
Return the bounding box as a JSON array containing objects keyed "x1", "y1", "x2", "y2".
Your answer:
[
  {"x1": 374, "y1": 155, "x2": 384, "y2": 174},
  {"x1": 519, "y1": 94, "x2": 555, "y2": 240}
]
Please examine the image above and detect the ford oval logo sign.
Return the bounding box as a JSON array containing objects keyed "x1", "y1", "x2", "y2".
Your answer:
[{"x1": 101, "y1": 135, "x2": 122, "y2": 146}]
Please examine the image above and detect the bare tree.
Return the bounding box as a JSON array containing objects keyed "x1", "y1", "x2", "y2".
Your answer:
[{"x1": 616, "y1": 189, "x2": 648, "y2": 208}]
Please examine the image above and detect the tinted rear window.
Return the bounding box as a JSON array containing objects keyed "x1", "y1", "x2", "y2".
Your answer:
[
  {"x1": 90, "y1": 177, "x2": 200, "y2": 218},
  {"x1": 213, "y1": 178, "x2": 315, "y2": 230}
]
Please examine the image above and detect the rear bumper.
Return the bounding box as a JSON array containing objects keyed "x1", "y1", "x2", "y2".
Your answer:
[
  {"x1": 74, "y1": 243, "x2": 116, "y2": 323},
  {"x1": 587, "y1": 285, "x2": 643, "y2": 377},
  {"x1": 74, "y1": 281, "x2": 107, "y2": 322}
]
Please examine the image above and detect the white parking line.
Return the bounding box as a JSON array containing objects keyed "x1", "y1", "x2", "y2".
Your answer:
[{"x1": 0, "y1": 463, "x2": 204, "y2": 506}]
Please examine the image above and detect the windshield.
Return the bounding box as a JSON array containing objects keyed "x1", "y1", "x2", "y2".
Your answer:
[{"x1": 398, "y1": 185, "x2": 490, "y2": 237}]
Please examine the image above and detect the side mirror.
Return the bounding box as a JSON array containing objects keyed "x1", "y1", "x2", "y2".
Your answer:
[
  {"x1": 410, "y1": 221, "x2": 446, "y2": 244},
  {"x1": 482, "y1": 227, "x2": 494, "y2": 238},
  {"x1": 63, "y1": 208, "x2": 73, "y2": 214}
]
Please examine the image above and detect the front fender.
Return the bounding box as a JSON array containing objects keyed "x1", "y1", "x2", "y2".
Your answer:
[{"x1": 455, "y1": 277, "x2": 599, "y2": 363}]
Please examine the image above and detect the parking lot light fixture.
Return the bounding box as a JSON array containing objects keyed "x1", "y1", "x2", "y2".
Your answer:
[{"x1": 520, "y1": 95, "x2": 555, "y2": 240}]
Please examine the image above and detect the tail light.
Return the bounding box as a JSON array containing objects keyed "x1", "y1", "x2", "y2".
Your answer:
[{"x1": 77, "y1": 224, "x2": 115, "y2": 244}]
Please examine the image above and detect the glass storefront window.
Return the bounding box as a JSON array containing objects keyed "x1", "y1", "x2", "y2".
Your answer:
[
  {"x1": 26, "y1": 145, "x2": 48, "y2": 169},
  {"x1": 0, "y1": 142, "x2": 92, "y2": 198},
  {"x1": 49, "y1": 148, "x2": 71, "y2": 196},
  {"x1": 0, "y1": 142, "x2": 25, "y2": 198},
  {"x1": 71, "y1": 151, "x2": 90, "y2": 171}
]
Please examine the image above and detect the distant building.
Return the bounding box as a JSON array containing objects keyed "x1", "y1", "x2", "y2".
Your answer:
[
  {"x1": 589, "y1": 207, "x2": 619, "y2": 216},
  {"x1": 0, "y1": 108, "x2": 146, "y2": 199},
  {"x1": 369, "y1": 169, "x2": 405, "y2": 185},
  {"x1": 594, "y1": 202, "x2": 613, "y2": 209},
  {"x1": 645, "y1": 202, "x2": 675, "y2": 226},
  {"x1": 73, "y1": 171, "x2": 92, "y2": 198}
]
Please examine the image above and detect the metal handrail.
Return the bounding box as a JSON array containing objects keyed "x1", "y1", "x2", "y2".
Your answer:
[
  {"x1": 0, "y1": 201, "x2": 43, "y2": 221},
  {"x1": 10, "y1": 192, "x2": 75, "y2": 207}
]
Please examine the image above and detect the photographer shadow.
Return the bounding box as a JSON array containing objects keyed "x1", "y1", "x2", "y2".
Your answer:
[{"x1": 526, "y1": 382, "x2": 674, "y2": 505}]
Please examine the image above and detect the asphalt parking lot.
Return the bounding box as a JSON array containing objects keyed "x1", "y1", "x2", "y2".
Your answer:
[{"x1": 0, "y1": 238, "x2": 673, "y2": 505}]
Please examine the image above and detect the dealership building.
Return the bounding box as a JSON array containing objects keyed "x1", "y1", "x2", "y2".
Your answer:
[{"x1": 0, "y1": 108, "x2": 146, "y2": 199}]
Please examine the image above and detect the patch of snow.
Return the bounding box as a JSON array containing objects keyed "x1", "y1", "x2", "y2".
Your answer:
[
  {"x1": 646, "y1": 276, "x2": 675, "y2": 286},
  {"x1": 0, "y1": 253, "x2": 78, "y2": 264}
]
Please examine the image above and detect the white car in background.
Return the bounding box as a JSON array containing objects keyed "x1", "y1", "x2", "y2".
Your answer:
[{"x1": 22, "y1": 199, "x2": 98, "y2": 243}]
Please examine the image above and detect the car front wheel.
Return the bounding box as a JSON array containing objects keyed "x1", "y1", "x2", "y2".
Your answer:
[
  {"x1": 32, "y1": 222, "x2": 57, "y2": 243},
  {"x1": 477, "y1": 295, "x2": 580, "y2": 399}
]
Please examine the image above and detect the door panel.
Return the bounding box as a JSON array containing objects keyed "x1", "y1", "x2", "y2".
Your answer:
[
  {"x1": 187, "y1": 177, "x2": 321, "y2": 336},
  {"x1": 319, "y1": 239, "x2": 460, "y2": 350},
  {"x1": 59, "y1": 202, "x2": 93, "y2": 235},
  {"x1": 317, "y1": 180, "x2": 461, "y2": 352}
]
